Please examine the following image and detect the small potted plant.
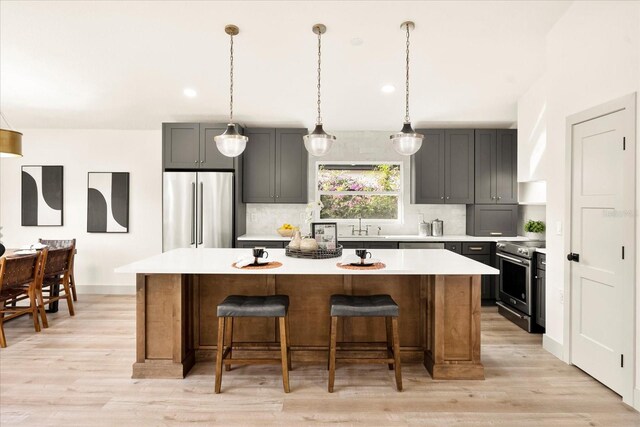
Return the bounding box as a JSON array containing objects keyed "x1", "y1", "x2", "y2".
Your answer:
[{"x1": 524, "y1": 220, "x2": 545, "y2": 239}]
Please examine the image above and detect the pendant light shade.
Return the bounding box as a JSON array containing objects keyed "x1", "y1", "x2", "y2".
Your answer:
[
  {"x1": 215, "y1": 25, "x2": 248, "y2": 158},
  {"x1": 303, "y1": 124, "x2": 335, "y2": 157},
  {"x1": 390, "y1": 21, "x2": 423, "y2": 156},
  {"x1": 215, "y1": 124, "x2": 247, "y2": 157},
  {"x1": 0, "y1": 129, "x2": 23, "y2": 158},
  {"x1": 304, "y1": 24, "x2": 335, "y2": 157}
]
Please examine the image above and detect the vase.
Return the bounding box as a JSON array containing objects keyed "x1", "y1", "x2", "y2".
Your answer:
[{"x1": 289, "y1": 230, "x2": 302, "y2": 250}]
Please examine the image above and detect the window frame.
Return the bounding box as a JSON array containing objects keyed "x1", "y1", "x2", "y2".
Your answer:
[{"x1": 314, "y1": 161, "x2": 403, "y2": 224}]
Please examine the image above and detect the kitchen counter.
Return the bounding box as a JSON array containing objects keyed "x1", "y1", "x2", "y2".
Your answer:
[
  {"x1": 116, "y1": 248, "x2": 499, "y2": 276},
  {"x1": 536, "y1": 248, "x2": 548, "y2": 255},
  {"x1": 120, "y1": 248, "x2": 491, "y2": 381},
  {"x1": 238, "y1": 233, "x2": 530, "y2": 243}
]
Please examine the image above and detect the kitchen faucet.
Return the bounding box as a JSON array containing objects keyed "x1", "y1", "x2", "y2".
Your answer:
[{"x1": 351, "y1": 217, "x2": 371, "y2": 236}]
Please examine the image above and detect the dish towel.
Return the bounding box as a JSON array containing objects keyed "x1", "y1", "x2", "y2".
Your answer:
[
  {"x1": 235, "y1": 255, "x2": 269, "y2": 268},
  {"x1": 338, "y1": 254, "x2": 380, "y2": 266}
]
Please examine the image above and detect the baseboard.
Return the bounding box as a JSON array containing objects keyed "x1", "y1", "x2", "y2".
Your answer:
[
  {"x1": 542, "y1": 334, "x2": 564, "y2": 360},
  {"x1": 634, "y1": 388, "x2": 640, "y2": 410},
  {"x1": 76, "y1": 284, "x2": 135, "y2": 295}
]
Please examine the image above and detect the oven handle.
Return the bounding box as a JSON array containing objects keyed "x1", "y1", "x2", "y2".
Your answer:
[
  {"x1": 497, "y1": 253, "x2": 529, "y2": 265},
  {"x1": 496, "y1": 301, "x2": 526, "y2": 319}
]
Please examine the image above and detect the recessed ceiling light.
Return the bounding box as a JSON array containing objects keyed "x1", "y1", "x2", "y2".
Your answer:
[
  {"x1": 381, "y1": 84, "x2": 395, "y2": 94},
  {"x1": 350, "y1": 37, "x2": 363, "y2": 46},
  {"x1": 183, "y1": 88, "x2": 197, "y2": 98}
]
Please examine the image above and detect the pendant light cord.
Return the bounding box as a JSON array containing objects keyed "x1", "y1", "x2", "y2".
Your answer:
[
  {"x1": 316, "y1": 29, "x2": 322, "y2": 125},
  {"x1": 404, "y1": 23, "x2": 411, "y2": 124},
  {"x1": 229, "y1": 33, "x2": 234, "y2": 123},
  {"x1": 0, "y1": 111, "x2": 13, "y2": 130}
]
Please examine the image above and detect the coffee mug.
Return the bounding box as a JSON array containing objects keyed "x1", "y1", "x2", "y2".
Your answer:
[
  {"x1": 355, "y1": 249, "x2": 371, "y2": 264},
  {"x1": 253, "y1": 247, "x2": 269, "y2": 261}
]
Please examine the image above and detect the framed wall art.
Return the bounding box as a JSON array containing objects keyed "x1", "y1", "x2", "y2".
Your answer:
[
  {"x1": 21, "y1": 165, "x2": 64, "y2": 226},
  {"x1": 87, "y1": 172, "x2": 130, "y2": 233},
  {"x1": 311, "y1": 222, "x2": 338, "y2": 250}
]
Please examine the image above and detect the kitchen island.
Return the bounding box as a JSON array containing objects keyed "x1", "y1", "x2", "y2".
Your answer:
[{"x1": 116, "y1": 248, "x2": 498, "y2": 381}]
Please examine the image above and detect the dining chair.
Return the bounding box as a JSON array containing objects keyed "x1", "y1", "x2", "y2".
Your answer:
[
  {"x1": 36, "y1": 245, "x2": 75, "y2": 328},
  {"x1": 0, "y1": 252, "x2": 45, "y2": 348},
  {"x1": 38, "y1": 239, "x2": 78, "y2": 302}
]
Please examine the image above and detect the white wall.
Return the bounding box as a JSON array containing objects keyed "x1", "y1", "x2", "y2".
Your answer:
[
  {"x1": 0, "y1": 129, "x2": 162, "y2": 293},
  {"x1": 520, "y1": 0, "x2": 640, "y2": 401},
  {"x1": 517, "y1": 75, "x2": 547, "y2": 183},
  {"x1": 246, "y1": 131, "x2": 468, "y2": 237}
]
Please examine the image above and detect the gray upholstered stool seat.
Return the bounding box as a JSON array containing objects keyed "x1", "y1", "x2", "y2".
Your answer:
[
  {"x1": 217, "y1": 295, "x2": 289, "y2": 318},
  {"x1": 330, "y1": 294, "x2": 399, "y2": 317}
]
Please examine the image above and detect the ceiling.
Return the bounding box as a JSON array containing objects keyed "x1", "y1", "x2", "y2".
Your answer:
[{"x1": 0, "y1": 1, "x2": 571, "y2": 130}]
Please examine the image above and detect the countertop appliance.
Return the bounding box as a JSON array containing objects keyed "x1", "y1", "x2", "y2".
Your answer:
[
  {"x1": 163, "y1": 172, "x2": 234, "y2": 252},
  {"x1": 431, "y1": 219, "x2": 443, "y2": 237},
  {"x1": 495, "y1": 240, "x2": 545, "y2": 332}
]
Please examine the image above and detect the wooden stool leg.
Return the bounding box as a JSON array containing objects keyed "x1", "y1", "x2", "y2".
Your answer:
[
  {"x1": 328, "y1": 316, "x2": 338, "y2": 393},
  {"x1": 286, "y1": 314, "x2": 292, "y2": 371},
  {"x1": 214, "y1": 317, "x2": 226, "y2": 394},
  {"x1": 385, "y1": 316, "x2": 393, "y2": 370},
  {"x1": 278, "y1": 317, "x2": 290, "y2": 393},
  {"x1": 391, "y1": 317, "x2": 403, "y2": 391},
  {"x1": 326, "y1": 316, "x2": 332, "y2": 371},
  {"x1": 224, "y1": 317, "x2": 233, "y2": 372}
]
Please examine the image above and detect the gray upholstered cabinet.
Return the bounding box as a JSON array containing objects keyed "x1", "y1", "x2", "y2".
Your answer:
[
  {"x1": 163, "y1": 123, "x2": 236, "y2": 170},
  {"x1": 474, "y1": 129, "x2": 517, "y2": 204},
  {"x1": 242, "y1": 128, "x2": 308, "y2": 203},
  {"x1": 466, "y1": 204, "x2": 518, "y2": 237},
  {"x1": 411, "y1": 129, "x2": 474, "y2": 204}
]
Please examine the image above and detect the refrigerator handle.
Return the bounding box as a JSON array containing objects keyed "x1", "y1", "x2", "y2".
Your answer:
[
  {"x1": 191, "y1": 183, "x2": 196, "y2": 245},
  {"x1": 199, "y1": 182, "x2": 204, "y2": 245}
]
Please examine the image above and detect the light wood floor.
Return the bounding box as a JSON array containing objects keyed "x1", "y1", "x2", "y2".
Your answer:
[{"x1": 1, "y1": 295, "x2": 639, "y2": 426}]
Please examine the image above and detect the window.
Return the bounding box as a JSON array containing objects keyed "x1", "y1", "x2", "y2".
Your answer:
[{"x1": 316, "y1": 163, "x2": 402, "y2": 221}]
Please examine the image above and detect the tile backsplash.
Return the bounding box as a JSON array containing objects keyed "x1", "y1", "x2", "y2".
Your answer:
[{"x1": 245, "y1": 131, "x2": 468, "y2": 237}]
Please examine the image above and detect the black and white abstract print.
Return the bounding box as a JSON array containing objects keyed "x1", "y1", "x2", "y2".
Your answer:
[
  {"x1": 87, "y1": 172, "x2": 129, "y2": 233},
  {"x1": 21, "y1": 166, "x2": 64, "y2": 226}
]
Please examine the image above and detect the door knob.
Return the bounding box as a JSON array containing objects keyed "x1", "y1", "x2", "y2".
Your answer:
[{"x1": 567, "y1": 253, "x2": 580, "y2": 262}]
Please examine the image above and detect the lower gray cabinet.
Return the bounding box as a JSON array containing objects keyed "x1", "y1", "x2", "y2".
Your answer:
[
  {"x1": 236, "y1": 240, "x2": 285, "y2": 249},
  {"x1": 339, "y1": 241, "x2": 398, "y2": 249},
  {"x1": 466, "y1": 204, "x2": 518, "y2": 237},
  {"x1": 444, "y1": 242, "x2": 462, "y2": 254}
]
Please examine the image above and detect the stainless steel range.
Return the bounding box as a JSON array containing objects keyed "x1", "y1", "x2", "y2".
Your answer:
[{"x1": 495, "y1": 240, "x2": 545, "y2": 332}]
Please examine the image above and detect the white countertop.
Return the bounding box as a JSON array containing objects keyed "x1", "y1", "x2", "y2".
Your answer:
[
  {"x1": 536, "y1": 248, "x2": 547, "y2": 255},
  {"x1": 238, "y1": 233, "x2": 530, "y2": 243},
  {"x1": 116, "y1": 248, "x2": 499, "y2": 276}
]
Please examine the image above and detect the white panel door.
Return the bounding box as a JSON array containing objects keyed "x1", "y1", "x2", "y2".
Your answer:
[{"x1": 570, "y1": 109, "x2": 628, "y2": 395}]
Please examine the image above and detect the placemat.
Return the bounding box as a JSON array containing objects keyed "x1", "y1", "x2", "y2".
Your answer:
[
  {"x1": 232, "y1": 261, "x2": 283, "y2": 270},
  {"x1": 336, "y1": 262, "x2": 386, "y2": 271}
]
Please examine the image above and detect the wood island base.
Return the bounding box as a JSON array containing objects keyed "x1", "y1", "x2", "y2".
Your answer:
[{"x1": 133, "y1": 273, "x2": 483, "y2": 380}]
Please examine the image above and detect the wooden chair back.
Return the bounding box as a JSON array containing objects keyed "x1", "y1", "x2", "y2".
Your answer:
[
  {"x1": 43, "y1": 247, "x2": 73, "y2": 278},
  {"x1": 0, "y1": 253, "x2": 41, "y2": 292}
]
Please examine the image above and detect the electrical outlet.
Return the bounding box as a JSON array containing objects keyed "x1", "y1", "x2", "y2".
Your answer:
[
  {"x1": 559, "y1": 289, "x2": 564, "y2": 305},
  {"x1": 250, "y1": 213, "x2": 258, "y2": 223}
]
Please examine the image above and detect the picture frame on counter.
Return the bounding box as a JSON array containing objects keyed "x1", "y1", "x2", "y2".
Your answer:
[{"x1": 311, "y1": 222, "x2": 338, "y2": 250}]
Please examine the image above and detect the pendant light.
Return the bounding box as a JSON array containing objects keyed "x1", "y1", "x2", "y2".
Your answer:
[
  {"x1": 215, "y1": 25, "x2": 248, "y2": 158},
  {"x1": 0, "y1": 112, "x2": 23, "y2": 158},
  {"x1": 303, "y1": 24, "x2": 335, "y2": 157},
  {"x1": 390, "y1": 21, "x2": 423, "y2": 156}
]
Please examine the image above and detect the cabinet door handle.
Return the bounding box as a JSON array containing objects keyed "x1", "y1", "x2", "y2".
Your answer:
[
  {"x1": 541, "y1": 261, "x2": 546, "y2": 266},
  {"x1": 440, "y1": 196, "x2": 444, "y2": 200},
  {"x1": 497, "y1": 196, "x2": 502, "y2": 200},
  {"x1": 194, "y1": 160, "x2": 198, "y2": 164},
  {"x1": 490, "y1": 232, "x2": 502, "y2": 236},
  {"x1": 200, "y1": 160, "x2": 204, "y2": 163},
  {"x1": 468, "y1": 246, "x2": 483, "y2": 251},
  {"x1": 446, "y1": 196, "x2": 450, "y2": 200}
]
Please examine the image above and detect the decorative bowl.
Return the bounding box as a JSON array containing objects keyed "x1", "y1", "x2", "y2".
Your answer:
[{"x1": 277, "y1": 228, "x2": 295, "y2": 237}]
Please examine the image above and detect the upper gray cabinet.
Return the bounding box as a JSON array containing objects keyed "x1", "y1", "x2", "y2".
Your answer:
[
  {"x1": 412, "y1": 129, "x2": 474, "y2": 204},
  {"x1": 243, "y1": 128, "x2": 308, "y2": 204},
  {"x1": 163, "y1": 123, "x2": 235, "y2": 170},
  {"x1": 474, "y1": 129, "x2": 517, "y2": 204}
]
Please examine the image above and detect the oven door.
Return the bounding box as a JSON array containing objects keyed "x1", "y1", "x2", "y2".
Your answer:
[{"x1": 497, "y1": 252, "x2": 532, "y2": 316}]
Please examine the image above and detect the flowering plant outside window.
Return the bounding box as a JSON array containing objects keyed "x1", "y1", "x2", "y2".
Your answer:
[{"x1": 316, "y1": 163, "x2": 401, "y2": 220}]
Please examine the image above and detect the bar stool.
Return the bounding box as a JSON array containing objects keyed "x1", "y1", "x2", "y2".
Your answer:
[
  {"x1": 328, "y1": 294, "x2": 402, "y2": 392},
  {"x1": 215, "y1": 295, "x2": 291, "y2": 393}
]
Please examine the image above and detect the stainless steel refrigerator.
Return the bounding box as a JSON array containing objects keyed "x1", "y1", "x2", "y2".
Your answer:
[{"x1": 163, "y1": 172, "x2": 234, "y2": 251}]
